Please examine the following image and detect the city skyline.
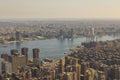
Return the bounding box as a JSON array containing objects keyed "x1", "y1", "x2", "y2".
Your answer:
[{"x1": 0, "y1": 0, "x2": 120, "y2": 19}]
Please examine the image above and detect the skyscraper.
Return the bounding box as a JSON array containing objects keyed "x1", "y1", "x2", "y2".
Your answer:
[
  {"x1": 59, "y1": 58, "x2": 65, "y2": 73},
  {"x1": 16, "y1": 31, "x2": 21, "y2": 41},
  {"x1": 11, "y1": 49, "x2": 19, "y2": 56},
  {"x1": 21, "y1": 48, "x2": 28, "y2": 64},
  {"x1": 0, "y1": 58, "x2": 12, "y2": 74},
  {"x1": 9, "y1": 49, "x2": 27, "y2": 72},
  {"x1": 33, "y1": 48, "x2": 40, "y2": 67},
  {"x1": 1, "y1": 53, "x2": 9, "y2": 61}
]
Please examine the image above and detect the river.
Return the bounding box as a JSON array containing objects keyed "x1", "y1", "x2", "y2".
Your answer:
[{"x1": 0, "y1": 35, "x2": 120, "y2": 59}]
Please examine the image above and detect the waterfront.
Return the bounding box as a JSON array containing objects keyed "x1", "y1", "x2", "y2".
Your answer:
[{"x1": 0, "y1": 35, "x2": 120, "y2": 59}]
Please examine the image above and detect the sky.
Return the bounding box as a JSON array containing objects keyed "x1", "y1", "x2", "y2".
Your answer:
[{"x1": 0, "y1": 0, "x2": 120, "y2": 19}]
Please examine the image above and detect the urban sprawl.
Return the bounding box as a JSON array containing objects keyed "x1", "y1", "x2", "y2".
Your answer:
[{"x1": 0, "y1": 20, "x2": 120, "y2": 80}]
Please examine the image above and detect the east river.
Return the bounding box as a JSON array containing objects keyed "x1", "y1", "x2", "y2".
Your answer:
[{"x1": 0, "y1": 35, "x2": 120, "y2": 59}]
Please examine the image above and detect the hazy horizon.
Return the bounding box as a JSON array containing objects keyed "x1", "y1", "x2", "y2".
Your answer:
[{"x1": 0, "y1": 0, "x2": 120, "y2": 19}]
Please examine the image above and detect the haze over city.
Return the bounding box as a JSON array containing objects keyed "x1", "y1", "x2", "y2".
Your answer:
[
  {"x1": 0, "y1": 0, "x2": 120, "y2": 80},
  {"x1": 0, "y1": 0, "x2": 120, "y2": 19}
]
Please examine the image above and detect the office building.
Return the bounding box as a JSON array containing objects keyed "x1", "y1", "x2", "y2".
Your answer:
[
  {"x1": 1, "y1": 53, "x2": 9, "y2": 61},
  {"x1": 110, "y1": 66, "x2": 120, "y2": 80},
  {"x1": 59, "y1": 58, "x2": 65, "y2": 73},
  {"x1": 63, "y1": 72, "x2": 77, "y2": 80},
  {"x1": 0, "y1": 58, "x2": 12, "y2": 74},
  {"x1": 9, "y1": 49, "x2": 27, "y2": 72},
  {"x1": 21, "y1": 47, "x2": 28, "y2": 64},
  {"x1": 33, "y1": 48, "x2": 40, "y2": 67},
  {"x1": 16, "y1": 31, "x2": 21, "y2": 41}
]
